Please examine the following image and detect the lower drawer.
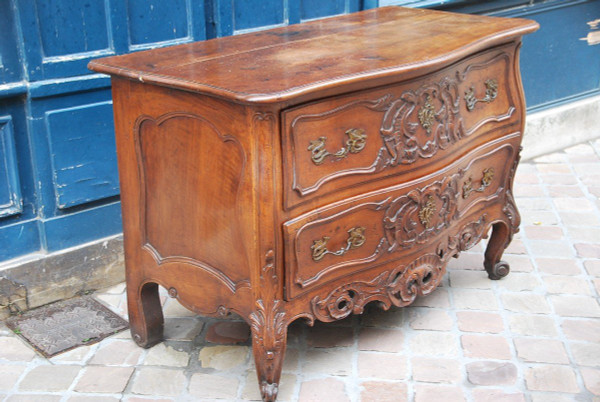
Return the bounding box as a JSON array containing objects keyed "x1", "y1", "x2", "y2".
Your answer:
[{"x1": 283, "y1": 133, "x2": 519, "y2": 299}]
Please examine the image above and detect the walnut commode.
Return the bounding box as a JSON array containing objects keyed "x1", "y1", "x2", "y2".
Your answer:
[{"x1": 89, "y1": 7, "x2": 538, "y2": 401}]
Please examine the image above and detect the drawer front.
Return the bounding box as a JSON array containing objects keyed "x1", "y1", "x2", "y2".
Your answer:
[
  {"x1": 283, "y1": 135, "x2": 518, "y2": 299},
  {"x1": 282, "y1": 44, "x2": 519, "y2": 210}
]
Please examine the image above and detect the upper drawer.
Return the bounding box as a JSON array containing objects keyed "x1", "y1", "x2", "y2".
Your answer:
[
  {"x1": 282, "y1": 134, "x2": 519, "y2": 300},
  {"x1": 281, "y1": 43, "x2": 521, "y2": 211}
]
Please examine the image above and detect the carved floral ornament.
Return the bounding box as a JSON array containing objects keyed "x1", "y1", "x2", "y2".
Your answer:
[{"x1": 249, "y1": 250, "x2": 287, "y2": 401}]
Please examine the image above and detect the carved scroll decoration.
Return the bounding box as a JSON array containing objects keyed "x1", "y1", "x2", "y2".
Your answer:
[
  {"x1": 303, "y1": 161, "x2": 496, "y2": 273},
  {"x1": 311, "y1": 216, "x2": 491, "y2": 322},
  {"x1": 249, "y1": 300, "x2": 286, "y2": 400},
  {"x1": 502, "y1": 151, "x2": 522, "y2": 238},
  {"x1": 302, "y1": 70, "x2": 493, "y2": 170},
  {"x1": 444, "y1": 214, "x2": 489, "y2": 256},
  {"x1": 378, "y1": 76, "x2": 466, "y2": 165}
]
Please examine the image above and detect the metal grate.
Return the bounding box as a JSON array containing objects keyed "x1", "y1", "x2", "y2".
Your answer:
[{"x1": 5, "y1": 296, "x2": 128, "y2": 358}]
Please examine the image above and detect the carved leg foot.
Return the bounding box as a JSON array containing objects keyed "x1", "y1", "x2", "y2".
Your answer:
[
  {"x1": 127, "y1": 281, "x2": 164, "y2": 348},
  {"x1": 484, "y1": 260, "x2": 510, "y2": 280},
  {"x1": 484, "y1": 222, "x2": 512, "y2": 280},
  {"x1": 249, "y1": 301, "x2": 287, "y2": 402}
]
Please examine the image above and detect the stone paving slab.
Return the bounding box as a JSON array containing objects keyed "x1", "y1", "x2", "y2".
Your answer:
[{"x1": 1, "y1": 139, "x2": 600, "y2": 401}]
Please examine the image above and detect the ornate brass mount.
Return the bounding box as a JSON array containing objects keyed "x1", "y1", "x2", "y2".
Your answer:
[
  {"x1": 418, "y1": 195, "x2": 436, "y2": 229},
  {"x1": 308, "y1": 128, "x2": 367, "y2": 165},
  {"x1": 311, "y1": 227, "x2": 366, "y2": 261},
  {"x1": 418, "y1": 94, "x2": 435, "y2": 134},
  {"x1": 465, "y1": 79, "x2": 498, "y2": 111},
  {"x1": 463, "y1": 167, "x2": 495, "y2": 199}
]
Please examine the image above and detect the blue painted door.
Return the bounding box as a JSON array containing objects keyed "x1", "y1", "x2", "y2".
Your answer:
[
  {"x1": 1, "y1": 0, "x2": 598, "y2": 262},
  {"x1": 0, "y1": 0, "x2": 209, "y2": 260}
]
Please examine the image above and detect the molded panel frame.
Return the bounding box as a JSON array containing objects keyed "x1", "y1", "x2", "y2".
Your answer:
[
  {"x1": 488, "y1": 0, "x2": 600, "y2": 111},
  {"x1": 110, "y1": 0, "x2": 207, "y2": 53},
  {"x1": 15, "y1": 0, "x2": 208, "y2": 80},
  {"x1": 44, "y1": 101, "x2": 120, "y2": 209},
  {"x1": 0, "y1": 1, "x2": 23, "y2": 85},
  {"x1": 0, "y1": 220, "x2": 41, "y2": 261},
  {"x1": 28, "y1": 88, "x2": 116, "y2": 218},
  {"x1": 42, "y1": 201, "x2": 122, "y2": 252},
  {"x1": 376, "y1": 0, "x2": 600, "y2": 110},
  {"x1": 15, "y1": 0, "x2": 116, "y2": 81},
  {"x1": 0, "y1": 98, "x2": 37, "y2": 227},
  {"x1": 0, "y1": 115, "x2": 23, "y2": 218},
  {"x1": 211, "y1": 0, "x2": 361, "y2": 36}
]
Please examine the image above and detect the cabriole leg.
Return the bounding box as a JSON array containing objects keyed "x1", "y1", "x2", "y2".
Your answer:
[
  {"x1": 249, "y1": 301, "x2": 288, "y2": 402},
  {"x1": 484, "y1": 222, "x2": 512, "y2": 280},
  {"x1": 127, "y1": 281, "x2": 164, "y2": 348}
]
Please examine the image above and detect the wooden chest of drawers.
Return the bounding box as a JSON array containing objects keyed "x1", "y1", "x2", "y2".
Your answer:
[{"x1": 89, "y1": 7, "x2": 538, "y2": 401}]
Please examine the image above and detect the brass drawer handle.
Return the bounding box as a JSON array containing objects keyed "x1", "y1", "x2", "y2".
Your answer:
[
  {"x1": 465, "y1": 79, "x2": 498, "y2": 111},
  {"x1": 308, "y1": 128, "x2": 367, "y2": 165},
  {"x1": 463, "y1": 167, "x2": 495, "y2": 199},
  {"x1": 311, "y1": 227, "x2": 366, "y2": 261}
]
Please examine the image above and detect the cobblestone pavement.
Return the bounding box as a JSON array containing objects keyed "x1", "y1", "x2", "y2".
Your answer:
[{"x1": 1, "y1": 139, "x2": 600, "y2": 402}]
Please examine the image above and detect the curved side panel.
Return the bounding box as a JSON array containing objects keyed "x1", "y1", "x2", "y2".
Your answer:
[{"x1": 134, "y1": 112, "x2": 250, "y2": 292}]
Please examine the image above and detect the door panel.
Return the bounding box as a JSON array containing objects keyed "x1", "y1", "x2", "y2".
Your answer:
[{"x1": 0, "y1": 116, "x2": 22, "y2": 218}]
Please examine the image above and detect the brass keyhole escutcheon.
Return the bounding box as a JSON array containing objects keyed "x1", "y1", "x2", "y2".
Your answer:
[
  {"x1": 418, "y1": 94, "x2": 435, "y2": 134},
  {"x1": 418, "y1": 195, "x2": 436, "y2": 229}
]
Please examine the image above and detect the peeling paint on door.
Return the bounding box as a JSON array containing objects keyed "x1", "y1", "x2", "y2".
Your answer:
[
  {"x1": 581, "y1": 31, "x2": 600, "y2": 45},
  {"x1": 581, "y1": 18, "x2": 600, "y2": 45}
]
